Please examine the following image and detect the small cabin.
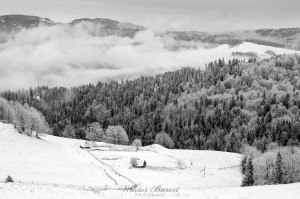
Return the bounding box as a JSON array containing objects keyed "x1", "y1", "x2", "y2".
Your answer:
[
  {"x1": 131, "y1": 157, "x2": 146, "y2": 168},
  {"x1": 80, "y1": 142, "x2": 92, "y2": 149}
]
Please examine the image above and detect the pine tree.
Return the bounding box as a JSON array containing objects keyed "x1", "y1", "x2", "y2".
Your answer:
[
  {"x1": 242, "y1": 155, "x2": 254, "y2": 187},
  {"x1": 274, "y1": 151, "x2": 283, "y2": 184},
  {"x1": 283, "y1": 93, "x2": 290, "y2": 109},
  {"x1": 241, "y1": 156, "x2": 247, "y2": 174}
]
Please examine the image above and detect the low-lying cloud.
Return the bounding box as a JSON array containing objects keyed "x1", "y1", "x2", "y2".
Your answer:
[{"x1": 0, "y1": 23, "x2": 236, "y2": 90}]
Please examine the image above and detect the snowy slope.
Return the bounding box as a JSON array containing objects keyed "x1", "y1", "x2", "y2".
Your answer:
[
  {"x1": 89, "y1": 144, "x2": 243, "y2": 189},
  {"x1": 186, "y1": 42, "x2": 300, "y2": 68},
  {"x1": 0, "y1": 122, "x2": 243, "y2": 190},
  {"x1": 1, "y1": 122, "x2": 299, "y2": 199},
  {"x1": 229, "y1": 42, "x2": 299, "y2": 58},
  {"x1": 0, "y1": 123, "x2": 115, "y2": 187}
]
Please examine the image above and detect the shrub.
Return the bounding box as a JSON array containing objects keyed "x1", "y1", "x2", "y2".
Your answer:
[
  {"x1": 240, "y1": 144, "x2": 261, "y2": 158},
  {"x1": 5, "y1": 175, "x2": 14, "y2": 183},
  {"x1": 62, "y1": 125, "x2": 76, "y2": 138},
  {"x1": 176, "y1": 159, "x2": 185, "y2": 170},
  {"x1": 267, "y1": 142, "x2": 279, "y2": 151},
  {"x1": 132, "y1": 139, "x2": 142, "y2": 150},
  {"x1": 105, "y1": 126, "x2": 129, "y2": 145},
  {"x1": 154, "y1": 132, "x2": 174, "y2": 149},
  {"x1": 130, "y1": 157, "x2": 137, "y2": 167},
  {"x1": 85, "y1": 122, "x2": 104, "y2": 141}
]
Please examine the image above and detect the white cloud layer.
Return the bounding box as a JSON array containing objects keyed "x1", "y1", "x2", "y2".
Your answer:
[
  {"x1": 0, "y1": 24, "x2": 220, "y2": 90},
  {"x1": 1, "y1": 23, "x2": 299, "y2": 91}
]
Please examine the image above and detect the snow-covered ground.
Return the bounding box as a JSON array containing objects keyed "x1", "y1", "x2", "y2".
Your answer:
[
  {"x1": 228, "y1": 42, "x2": 299, "y2": 58},
  {"x1": 196, "y1": 42, "x2": 300, "y2": 63},
  {"x1": 0, "y1": 123, "x2": 115, "y2": 187},
  {"x1": 0, "y1": 122, "x2": 299, "y2": 199},
  {"x1": 89, "y1": 144, "x2": 242, "y2": 189},
  {"x1": 1, "y1": 180, "x2": 300, "y2": 199}
]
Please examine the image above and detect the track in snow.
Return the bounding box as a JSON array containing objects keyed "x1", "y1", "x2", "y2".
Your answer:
[{"x1": 72, "y1": 142, "x2": 135, "y2": 187}]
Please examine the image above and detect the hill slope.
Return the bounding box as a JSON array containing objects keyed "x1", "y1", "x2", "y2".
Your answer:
[
  {"x1": 0, "y1": 122, "x2": 115, "y2": 187},
  {"x1": 0, "y1": 122, "x2": 243, "y2": 188},
  {"x1": 0, "y1": 15, "x2": 56, "y2": 32},
  {"x1": 0, "y1": 14, "x2": 144, "y2": 37},
  {"x1": 0, "y1": 123, "x2": 299, "y2": 198},
  {"x1": 4, "y1": 54, "x2": 300, "y2": 153},
  {"x1": 164, "y1": 27, "x2": 300, "y2": 51}
]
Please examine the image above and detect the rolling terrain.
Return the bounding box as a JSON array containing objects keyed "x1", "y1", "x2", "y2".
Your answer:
[
  {"x1": 0, "y1": 122, "x2": 299, "y2": 198},
  {"x1": 0, "y1": 122, "x2": 242, "y2": 189}
]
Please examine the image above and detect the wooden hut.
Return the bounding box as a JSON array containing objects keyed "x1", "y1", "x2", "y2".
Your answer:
[{"x1": 130, "y1": 157, "x2": 147, "y2": 168}]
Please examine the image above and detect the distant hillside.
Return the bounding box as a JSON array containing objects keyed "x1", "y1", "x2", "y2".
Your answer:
[
  {"x1": 0, "y1": 15, "x2": 56, "y2": 32},
  {"x1": 0, "y1": 15, "x2": 144, "y2": 37},
  {"x1": 164, "y1": 27, "x2": 300, "y2": 50},
  {"x1": 1, "y1": 14, "x2": 300, "y2": 49},
  {"x1": 2, "y1": 54, "x2": 300, "y2": 152}
]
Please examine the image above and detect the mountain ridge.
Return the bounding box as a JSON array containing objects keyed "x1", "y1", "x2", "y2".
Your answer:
[
  {"x1": 0, "y1": 14, "x2": 145, "y2": 38},
  {"x1": 1, "y1": 14, "x2": 300, "y2": 50}
]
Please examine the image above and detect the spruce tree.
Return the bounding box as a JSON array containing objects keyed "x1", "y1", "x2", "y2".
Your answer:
[
  {"x1": 274, "y1": 151, "x2": 283, "y2": 184},
  {"x1": 242, "y1": 155, "x2": 254, "y2": 187},
  {"x1": 241, "y1": 156, "x2": 247, "y2": 174}
]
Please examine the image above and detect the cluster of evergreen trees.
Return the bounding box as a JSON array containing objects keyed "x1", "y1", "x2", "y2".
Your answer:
[
  {"x1": 242, "y1": 151, "x2": 286, "y2": 186},
  {"x1": 1, "y1": 54, "x2": 300, "y2": 152}
]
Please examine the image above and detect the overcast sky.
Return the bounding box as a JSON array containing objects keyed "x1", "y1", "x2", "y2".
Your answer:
[{"x1": 0, "y1": 0, "x2": 299, "y2": 31}]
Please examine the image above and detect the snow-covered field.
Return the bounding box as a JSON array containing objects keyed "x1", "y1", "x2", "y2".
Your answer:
[
  {"x1": 195, "y1": 42, "x2": 300, "y2": 64},
  {"x1": 0, "y1": 122, "x2": 299, "y2": 199},
  {"x1": 0, "y1": 123, "x2": 115, "y2": 187},
  {"x1": 89, "y1": 144, "x2": 242, "y2": 189},
  {"x1": 228, "y1": 42, "x2": 299, "y2": 58}
]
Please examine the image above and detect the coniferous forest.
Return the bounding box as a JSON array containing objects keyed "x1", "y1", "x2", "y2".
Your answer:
[{"x1": 2, "y1": 54, "x2": 300, "y2": 154}]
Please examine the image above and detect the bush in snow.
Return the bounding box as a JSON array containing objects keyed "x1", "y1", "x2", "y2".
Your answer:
[
  {"x1": 62, "y1": 125, "x2": 76, "y2": 138},
  {"x1": 85, "y1": 122, "x2": 104, "y2": 141},
  {"x1": 154, "y1": 132, "x2": 174, "y2": 149},
  {"x1": 130, "y1": 157, "x2": 137, "y2": 167},
  {"x1": 5, "y1": 175, "x2": 14, "y2": 183},
  {"x1": 105, "y1": 126, "x2": 129, "y2": 145},
  {"x1": 176, "y1": 159, "x2": 185, "y2": 170},
  {"x1": 132, "y1": 139, "x2": 142, "y2": 150},
  {"x1": 240, "y1": 144, "x2": 261, "y2": 158}
]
